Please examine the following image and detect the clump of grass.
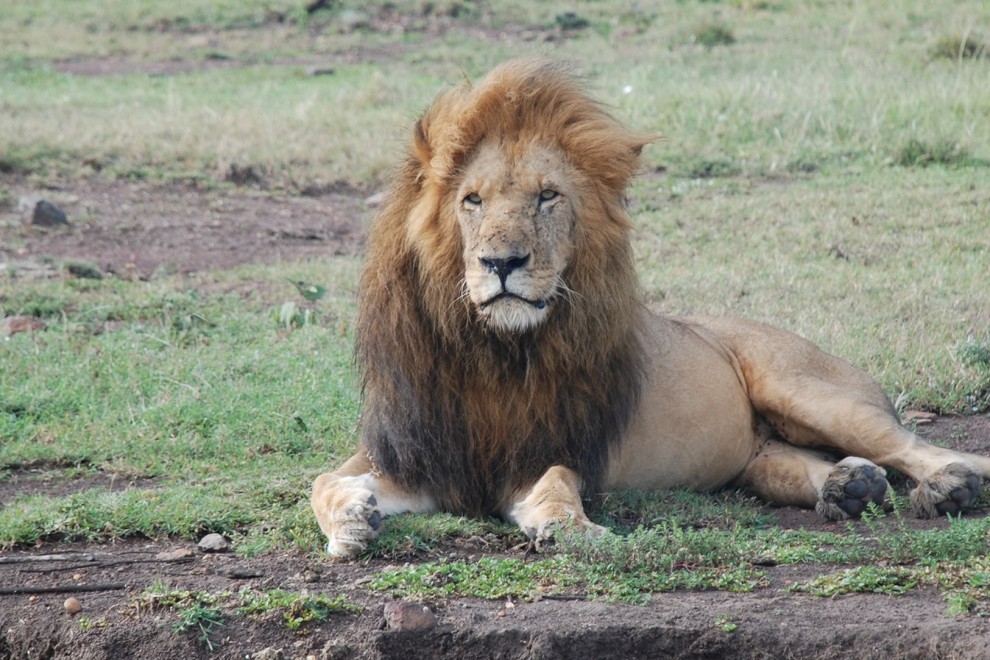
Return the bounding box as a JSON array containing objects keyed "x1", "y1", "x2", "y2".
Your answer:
[
  {"x1": 173, "y1": 603, "x2": 225, "y2": 651},
  {"x1": 686, "y1": 156, "x2": 742, "y2": 179},
  {"x1": 237, "y1": 588, "x2": 361, "y2": 629},
  {"x1": 958, "y1": 337, "x2": 990, "y2": 371},
  {"x1": 894, "y1": 138, "x2": 969, "y2": 167},
  {"x1": 136, "y1": 586, "x2": 230, "y2": 651},
  {"x1": 369, "y1": 556, "x2": 573, "y2": 601},
  {"x1": 134, "y1": 584, "x2": 360, "y2": 644},
  {"x1": 930, "y1": 34, "x2": 987, "y2": 60},
  {"x1": 555, "y1": 12, "x2": 590, "y2": 31},
  {"x1": 64, "y1": 261, "x2": 104, "y2": 280},
  {"x1": 692, "y1": 20, "x2": 736, "y2": 48},
  {"x1": 788, "y1": 565, "x2": 919, "y2": 597}
]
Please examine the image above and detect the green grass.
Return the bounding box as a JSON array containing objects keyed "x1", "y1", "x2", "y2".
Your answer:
[
  {"x1": 132, "y1": 583, "x2": 360, "y2": 649},
  {"x1": 2, "y1": 0, "x2": 990, "y2": 614},
  {"x1": 369, "y1": 500, "x2": 990, "y2": 606}
]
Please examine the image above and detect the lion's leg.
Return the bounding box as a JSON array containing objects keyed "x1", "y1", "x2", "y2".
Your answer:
[
  {"x1": 707, "y1": 317, "x2": 990, "y2": 518},
  {"x1": 736, "y1": 439, "x2": 889, "y2": 520},
  {"x1": 504, "y1": 465, "x2": 604, "y2": 550},
  {"x1": 311, "y1": 451, "x2": 437, "y2": 558},
  {"x1": 753, "y1": 376, "x2": 988, "y2": 518}
]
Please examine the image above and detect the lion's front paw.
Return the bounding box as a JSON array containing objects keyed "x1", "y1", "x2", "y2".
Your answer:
[
  {"x1": 325, "y1": 492, "x2": 383, "y2": 559},
  {"x1": 910, "y1": 462, "x2": 983, "y2": 518},
  {"x1": 816, "y1": 457, "x2": 889, "y2": 521},
  {"x1": 524, "y1": 515, "x2": 606, "y2": 551}
]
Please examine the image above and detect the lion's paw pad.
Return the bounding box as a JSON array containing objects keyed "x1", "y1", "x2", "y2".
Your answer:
[
  {"x1": 326, "y1": 493, "x2": 382, "y2": 558},
  {"x1": 911, "y1": 463, "x2": 983, "y2": 518},
  {"x1": 817, "y1": 459, "x2": 888, "y2": 521}
]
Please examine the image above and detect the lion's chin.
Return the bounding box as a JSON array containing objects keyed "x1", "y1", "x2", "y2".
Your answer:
[{"x1": 478, "y1": 295, "x2": 549, "y2": 333}]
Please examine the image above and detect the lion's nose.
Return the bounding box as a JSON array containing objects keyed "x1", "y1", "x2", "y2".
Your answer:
[{"x1": 480, "y1": 254, "x2": 530, "y2": 285}]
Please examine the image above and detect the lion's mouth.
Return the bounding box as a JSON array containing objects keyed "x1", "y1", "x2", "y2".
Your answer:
[{"x1": 480, "y1": 292, "x2": 548, "y2": 310}]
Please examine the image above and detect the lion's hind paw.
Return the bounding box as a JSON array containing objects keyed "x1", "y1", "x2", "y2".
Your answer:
[
  {"x1": 816, "y1": 457, "x2": 889, "y2": 521},
  {"x1": 910, "y1": 462, "x2": 983, "y2": 518}
]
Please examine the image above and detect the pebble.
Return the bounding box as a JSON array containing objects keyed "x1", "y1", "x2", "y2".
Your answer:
[
  {"x1": 383, "y1": 599, "x2": 438, "y2": 632},
  {"x1": 18, "y1": 196, "x2": 69, "y2": 227},
  {"x1": 64, "y1": 597, "x2": 82, "y2": 616},
  {"x1": 154, "y1": 547, "x2": 197, "y2": 561},
  {"x1": 197, "y1": 533, "x2": 232, "y2": 553}
]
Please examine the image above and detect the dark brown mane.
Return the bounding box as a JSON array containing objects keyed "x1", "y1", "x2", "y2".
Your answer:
[{"x1": 356, "y1": 59, "x2": 653, "y2": 514}]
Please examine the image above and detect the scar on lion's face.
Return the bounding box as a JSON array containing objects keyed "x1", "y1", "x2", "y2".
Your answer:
[{"x1": 456, "y1": 140, "x2": 579, "y2": 333}]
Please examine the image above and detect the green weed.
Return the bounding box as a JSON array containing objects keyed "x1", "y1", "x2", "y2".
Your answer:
[
  {"x1": 692, "y1": 20, "x2": 736, "y2": 48},
  {"x1": 714, "y1": 613, "x2": 738, "y2": 633},
  {"x1": 172, "y1": 603, "x2": 225, "y2": 651},
  {"x1": 789, "y1": 566, "x2": 919, "y2": 597},
  {"x1": 894, "y1": 138, "x2": 970, "y2": 167},
  {"x1": 237, "y1": 588, "x2": 361, "y2": 629},
  {"x1": 930, "y1": 34, "x2": 987, "y2": 61}
]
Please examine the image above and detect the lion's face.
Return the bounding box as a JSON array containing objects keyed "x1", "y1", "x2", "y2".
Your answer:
[{"x1": 456, "y1": 140, "x2": 579, "y2": 334}]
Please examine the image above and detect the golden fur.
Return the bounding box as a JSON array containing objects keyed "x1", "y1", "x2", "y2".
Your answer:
[{"x1": 311, "y1": 60, "x2": 990, "y2": 558}]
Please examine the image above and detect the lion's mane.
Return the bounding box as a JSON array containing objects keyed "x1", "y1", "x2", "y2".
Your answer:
[{"x1": 356, "y1": 60, "x2": 653, "y2": 514}]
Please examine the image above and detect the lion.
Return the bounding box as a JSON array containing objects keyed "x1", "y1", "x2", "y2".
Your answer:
[{"x1": 311, "y1": 59, "x2": 990, "y2": 558}]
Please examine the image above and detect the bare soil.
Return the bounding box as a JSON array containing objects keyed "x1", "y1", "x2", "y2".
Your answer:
[{"x1": 3, "y1": 176, "x2": 990, "y2": 659}]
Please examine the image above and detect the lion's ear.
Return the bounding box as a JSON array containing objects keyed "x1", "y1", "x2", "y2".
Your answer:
[{"x1": 412, "y1": 114, "x2": 433, "y2": 174}]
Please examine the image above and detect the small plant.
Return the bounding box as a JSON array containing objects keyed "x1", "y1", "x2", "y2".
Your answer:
[
  {"x1": 958, "y1": 338, "x2": 990, "y2": 371},
  {"x1": 692, "y1": 20, "x2": 736, "y2": 48},
  {"x1": 930, "y1": 34, "x2": 987, "y2": 60},
  {"x1": 237, "y1": 588, "x2": 361, "y2": 629},
  {"x1": 789, "y1": 565, "x2": 918, "y2": 597},
  {"x1": 894, "y1": 138, "x2": 969, "y2": 167},
  {"x1": 276, "y1": 279, "x2": 327, "y2": 329},
  {"x1": 714, "y1": 613, "x2": 738, "y2": 633},
  {"x1": 555, "y1": 12, "x2": 589, "y2": 31},
  {"x1": 172, "y1": 603, "x2": 224, "y2": 651}
]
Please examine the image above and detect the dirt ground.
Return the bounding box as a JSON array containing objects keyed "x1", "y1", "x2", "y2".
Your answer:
[{"x1": 3, "y1": 176, "x2": 990, "y2": 659}]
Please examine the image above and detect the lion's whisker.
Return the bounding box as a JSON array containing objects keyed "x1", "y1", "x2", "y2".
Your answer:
[
  {"x1": 554, "y1": 277, "x2": 583, "y2": 306},
  {"x1": 448, "y1": 279, "x2": 472, "y2": 312}
]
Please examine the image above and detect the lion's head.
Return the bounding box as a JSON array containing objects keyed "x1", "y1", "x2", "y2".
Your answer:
[{"x1": 356, "y1": 60, "x2": 653, "y2": 513}]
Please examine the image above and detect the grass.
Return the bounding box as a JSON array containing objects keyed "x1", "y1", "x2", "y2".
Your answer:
[
  {"x1": 369, "y1": 496, "x2": 990, "y2": 608},
  {"x1": 133, "y1": 583, "x2": 360, "y2": 649},
  {"x1": 2, "y1": 0, "x2": 990, "y2": 616}
]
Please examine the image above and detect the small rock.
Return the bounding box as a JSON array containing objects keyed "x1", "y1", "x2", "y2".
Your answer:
[
  {"x1": 19, "y1": 196, "x2": 69, "y2": 227},
  {"x1": 383, "y1": 599, "x2": 437, "y2": 632},
  {"x1": 321, "y1": 639, "x2": 353, "y2": 660},
  {"x1": 155, "y1": 547, "x2": 197, "y2": 561},
  {"x1": 197, "y1": 533, "x2": 231, "y2": 553},
  {"x1": 250, "y1": 648, "x2": 284, "y2": 660},
  {"x1": 215, "y1": 566, "x2": 264, "y2": 579},
  {"x1": 64, "y1": 597, "x2": 82, "y2": 616},
  {"x1": 293, "y1": 568, "x2": 322, "y2": 583},
  {"x1": 2, "y1": 315, "x2": 46, "y2": 336}
]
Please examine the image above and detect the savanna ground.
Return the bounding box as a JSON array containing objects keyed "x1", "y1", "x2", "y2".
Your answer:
[{"x1": 2, "y1": 1, "x2": 990, "y2": 658}]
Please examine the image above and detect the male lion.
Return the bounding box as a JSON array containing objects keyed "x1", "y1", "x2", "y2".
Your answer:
[{"x1": 312, "y1": 59, "x2": 990, "y2": 558}]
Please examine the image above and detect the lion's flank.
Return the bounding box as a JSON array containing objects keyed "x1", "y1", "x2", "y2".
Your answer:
[{"x1": 355, "y1": 59, "x2": 652, "y2": 514}]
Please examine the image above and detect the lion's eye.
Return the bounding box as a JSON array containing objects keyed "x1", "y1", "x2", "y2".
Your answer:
[
  {"x1": 464, "y1": 192, "x2": 483, "y2": 206},
  {"x1": 539, "y1": 189, "x2": 559, "y2": 203}
]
